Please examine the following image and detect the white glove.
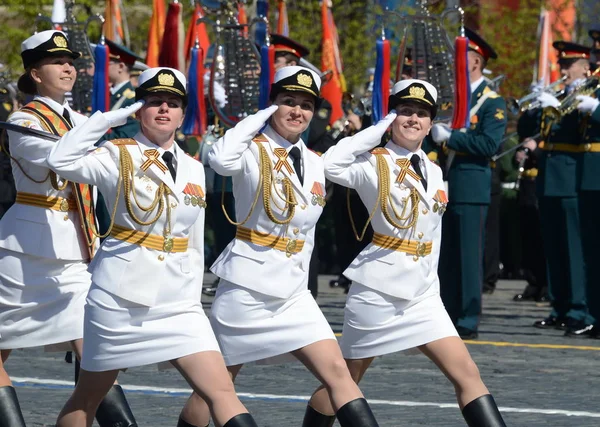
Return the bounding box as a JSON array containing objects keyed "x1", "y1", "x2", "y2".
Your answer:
[
  {"x1": 576, "y1": 95, "x2": 600, "y2": 114},
  {"x1": 347, "y1": 112, "x2": 396, "y2": 148},
  {"x1": 227, "y1": 105, "x2": 278, "y2": 141},
  {"x1": 204, "y1": 72, "x2": 228, "y2": 108},
  {"x1": 103, "y1": 101, "x2": 145, "y2": 128},
  {"x1": 431, "y1": 123, "x2": 452, "y2": 144},
  {"x1": 536, "y1": 92, "x2": 560, "y2": 109}
]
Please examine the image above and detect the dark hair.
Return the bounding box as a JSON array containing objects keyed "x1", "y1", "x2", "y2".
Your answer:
[
  {"x1": 17, "y1": 69, "x2": 37, "y2": 95},
  {"x1": 275, "y1": 52, "x2": 299, "y2": 66}
]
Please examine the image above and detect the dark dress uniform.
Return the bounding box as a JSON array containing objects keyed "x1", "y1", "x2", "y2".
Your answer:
[
  {"x1": 576, "y1": 84, "x2": 600, "y2": 336},
  {"x1": 517, "y1": 42, "x2": 594, "y2": 332},
  {"x1": 438, "y1": 29, "x2": 507, "y2": 337}
]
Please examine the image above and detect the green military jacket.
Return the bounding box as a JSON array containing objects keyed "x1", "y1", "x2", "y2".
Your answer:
[
  {"x1": 579, "y1": 87, "x2": 600, "y2": 191},
  {"x1": 105, "y1": 81, "x2": 140, "y2": 140},
  {"x1": 445, "y1": 81, "x2": 507, "y2": 204},
  {"x1": 517, "y1": 93, "x2": 581, "y2": 197}
]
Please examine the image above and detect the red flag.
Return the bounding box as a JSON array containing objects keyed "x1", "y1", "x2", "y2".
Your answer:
[
  {"x1": 159, "y1": 1, "x2": 185, "y2": 72},
  {"x1": 184, "y1": 3, "x2": 210, "y2": 66},
  {"x1": 320, "y1": 1, "x2": 345, "y2": 125},
  {"x1": 146, "y1": 0, "x2": 166, "y2": 67}
]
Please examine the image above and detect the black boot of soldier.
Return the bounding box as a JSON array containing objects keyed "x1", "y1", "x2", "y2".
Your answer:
[
  {"x1": 336, "y1": 398, "x2": 379, "y2": 427},
  {"x1": 462, "y1": 394, "x2": 506, "y2": 427},
  {"x1": 223, "y1": 413, "x2": 259, "y2": 427},
  {"x1": 95, "y1": 385, "x2": 137, "y2": 427},
  {"x1": 302, "y1": 404, "x2": 336, "y2": 427},
  {"x1": 0, "y1": 386, "x2": 26, "y2": 427},
  {"x1": 177, "y1": 416, "x2": 209, "y2": 427}
]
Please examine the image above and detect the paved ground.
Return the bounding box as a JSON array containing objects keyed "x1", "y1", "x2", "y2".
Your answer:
[{"x1": 6, "y1": 276, "x2": 600, "y2": 426}]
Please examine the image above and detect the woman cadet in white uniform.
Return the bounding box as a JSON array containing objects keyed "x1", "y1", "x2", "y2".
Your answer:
[
  {"x1": 175, "y1": 66, "x2": 381, "y2": 427},
  {"x1": 0, "y1": 30, "x2": 136, "y2": 426},
  {"x1": 301, "y1": 80, "x2": 507, "y2": 427},
  {"x1": 45, "y1": 67, "x2": 260, "y2": 427}
]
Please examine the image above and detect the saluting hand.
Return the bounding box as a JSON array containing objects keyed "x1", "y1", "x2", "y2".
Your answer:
[
  {"x1": 103, "y1": 101, "x2": 145, "y2": 128},
  {"x1": 346, "y1": 112, "x2": 396, "y2": 147},
  {"x1": 576, "y1": 95, "x2": 600, "y2": 114},
  {"x1": 227, "y1": 105, "x2": 279, "y2": 141}
]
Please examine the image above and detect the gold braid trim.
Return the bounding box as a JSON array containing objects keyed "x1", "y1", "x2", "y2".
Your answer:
[
  {"x1": 221, "y1": 141, "x2": 297, "y2": 226},
  {"x1": 347, "y1": 153, "x2": 419, "y2": 241},
  {"x1": 377, "y1": 155, "x2": 420, "y2": 230}
]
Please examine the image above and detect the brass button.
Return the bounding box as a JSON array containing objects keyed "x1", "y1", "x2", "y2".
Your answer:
[
  {"x1": 293, "y1": 227, "x2": 300, "y2": 234},
  {"x1": 413, "y1": 255, "x2": 419, "y2": 262},
  {"x1": 418, "y1": 232, "x2": 424, "y2": 239},
  {"x1": 63, "y1": 215, "x2": 69, "y2": 221},
  {"x1": 158, "y1": 254, "x2": 165, "y2": 261},
  {"x1": 584, "y1": 143, "x2": 591, "y2": 152},
  {"x1": 170, "y1": 202, "x2": 177, "y2": 208},
  {"x1": 301, "y1": 204, "x2": 307, "y2": 210},
  {"x1": 422, "y1": 208, "x2": 428, "y2": 215}
]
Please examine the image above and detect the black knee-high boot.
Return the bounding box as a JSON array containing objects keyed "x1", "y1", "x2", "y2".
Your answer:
[
  {"x1": 223, "y1": 413, "x2": 259, "y2": 427},
  {"x1": 95, "y1": 385, "x2": 138, "y2": 427},
  {"x1": 177, "y1": 416, "x2": 209, "y2": 427},
  {"x1": 462, "y1": 394, "x2": 506, "y2": 427},
  {"x1": 0, "y1": 386, "x2": 26, "y2": 427},
  {"x1": 302, "y1": 404, "x2": 336, "y2": 427},
  {"x1": 336, "y1": 398, "x2": 379, "y2": 427}
]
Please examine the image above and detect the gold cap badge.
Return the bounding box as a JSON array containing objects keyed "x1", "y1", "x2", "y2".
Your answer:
[
  {"x1": 53, "y1": 36, "x2": 68, "y2": 48},
  {"x1": 297, "y1": 73, "x2": 313, "y2": 88},
  {"x1": 158, "y1": 73, "x2": 175, "y2": 87},
  {"x1": 409, "y1": 86, "x2": 426, "y2": 100}
]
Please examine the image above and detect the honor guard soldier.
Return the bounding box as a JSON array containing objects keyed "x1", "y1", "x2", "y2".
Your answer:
[
  {"x1": 105, "y1": 39, "x2": 142, "y2": 139},
  {"x1": 430, "y1": 27, "x2": 507, "y2": 339},
  {"x1": 0, "y1": 30, "x2": 136, "y2": 427},
  {"x1": 271, "y1": 33, "x2": 310, "y2": 71},
  {"x1": 46, "y1": 67, "x2": 259, "y2": 427},
  {"x1": 178, "y1": 66, "x2": 381, "y2": 427},
  {"x1": 518, "y1": 41, "x2": 596, "y2": 336},
  {"x1": 303, "y1": 79, "x2": 506, "y2": 427}
]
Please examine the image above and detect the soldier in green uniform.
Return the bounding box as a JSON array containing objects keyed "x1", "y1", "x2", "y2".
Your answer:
[
  {"x1": 568, "y1": 31, "x2": 600, "y2": 338},
  {"x1": 104, "y1": 39, "x2": 141, "y2": 139},
  {"x1": 430, "y1": 28, "x2": 507, "y2": 339},
  {"x1": 517, "y1": 41, "x2": 595, "y2": 336}
]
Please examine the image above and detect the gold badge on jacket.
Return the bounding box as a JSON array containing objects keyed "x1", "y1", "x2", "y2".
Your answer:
[
  {"x1": 183, "y1": 183, "x2": 206, "y2": 208},
  {"x1": 310, "y1": 182, "x2": 326, "y2": 207},
  {"x1": 433, "y1": 189, "x2": 448, "y2": 214}
]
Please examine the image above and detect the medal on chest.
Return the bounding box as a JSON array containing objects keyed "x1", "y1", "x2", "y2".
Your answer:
[
  {"x1": 183, "y1": 183, "x2": 207, "y2": 208},
  {"x1": 310, "y1": 182, "x2": 326, "y2": 207},
  {"x1": 433, "y1": 189, "x2": 448, "y2": 214}
]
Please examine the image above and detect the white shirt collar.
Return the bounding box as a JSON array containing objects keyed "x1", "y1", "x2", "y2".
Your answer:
[
  {"x1": 110, "y1": 80, "x2": 129, "y2": 95},
  {"x1": 470, "y1": 77, "x2": 485, "y2": 94},
  {"x1": 133, "y1": 131, "x2": 178, "y2": 161},
  {"x1": 385, "y1": 141, "x2": 426, "y2": 162},
  {"x1": 34, "y1": 95, "x2": 71, "y2": 117}
]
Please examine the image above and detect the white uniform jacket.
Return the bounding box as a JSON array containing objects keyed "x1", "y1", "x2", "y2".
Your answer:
[
  {"x1": 208, "y1": 125, "x2": 325, "y2": 299},
  {"x1": 0, "y1": 96, "x2": 88, "y2": 261},
  {"x1": 324, "y1": 138, "x2": 445, "y2": 301},
  {"x1": 46, "y1": 112, "x2": 206, "y2": 306}
]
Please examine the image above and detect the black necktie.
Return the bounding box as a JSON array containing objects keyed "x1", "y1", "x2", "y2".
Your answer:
[
  {"x1": 289, "y1": 146, "x2": 303, "y2": 185},
  {"x1": 162, "y1": 151, "x2": 177, "y2": 181},
  {"x1": 62, "y1": 108, "x2": 72, "y2": 127},
  {"x1": 410, "y1": 154, "x2": 427, "y2": 191}
]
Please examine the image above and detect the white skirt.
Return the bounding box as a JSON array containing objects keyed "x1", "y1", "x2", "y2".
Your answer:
[
  {"x1": 341, "y1": 283, "x2": 458, "y2": 359},
  {"x1": 0, "y1": 248, "x2": 89, "y2": 350},
  {"x1": 81, "y1": 284, "x2": 220, "y2": 371},
  {"x1": 210, "y1": 280, "x2": 336, "y2": 366}
]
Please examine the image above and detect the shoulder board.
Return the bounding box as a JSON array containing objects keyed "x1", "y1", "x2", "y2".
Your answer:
[
  {"x1": 123, "y1": 88, "x2": 135, "y2": 99},
  {"x1": 307, "y1": 147, "x2": 322, "y2": 157},
  {"x1": 483, "y1": 87, "x2": 500, "y2": 99},
  {"x1": 111, "y1": 138, "x2": 137, "y2": 146},
  {"x1": 252, "y1": 133, "x2": 268, "y2": 143},
  {"x1": 370, "y1": 147, "x2": 389, "y2": 155}
]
